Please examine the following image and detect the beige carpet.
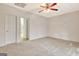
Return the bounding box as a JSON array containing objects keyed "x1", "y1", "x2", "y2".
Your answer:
[{"x1": 0, "y1": 37, "x2": 79, "y2": 56}]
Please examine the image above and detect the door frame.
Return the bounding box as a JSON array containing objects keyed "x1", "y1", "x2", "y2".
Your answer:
[{"x1": 16, "y1": 16, "x2": 29, "y2": 42}]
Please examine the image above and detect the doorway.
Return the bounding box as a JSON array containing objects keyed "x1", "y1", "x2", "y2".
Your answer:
[{"x1": 20, "y1": 17, "x2": 29, "y2": 41}]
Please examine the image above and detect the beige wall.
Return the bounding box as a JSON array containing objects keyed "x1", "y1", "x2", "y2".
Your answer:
[
  {"x1": 29, "y1": 14, "x2": 48, "y2": 40},
  {"x1": 49, "y1": 11, "x2": 79, "y2": 42}
]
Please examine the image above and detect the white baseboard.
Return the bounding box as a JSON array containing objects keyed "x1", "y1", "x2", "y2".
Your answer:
[
  {"x1": 0, "y1": 43, "x2": 6, "y2": 47},
  {"x1": 48, "y1": 36, "x2": 79, "y2": 43},
  {"x1": 29, "y1": 36, "x2": 47, "y2": 40},
  {"x1": 0, "y1": 41, "x2": 16, "y2": 47}
]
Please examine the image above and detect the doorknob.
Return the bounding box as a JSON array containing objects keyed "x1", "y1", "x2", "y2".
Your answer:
[{"x1": 6, "y1": 30, "x2": 8, "y2": 32}]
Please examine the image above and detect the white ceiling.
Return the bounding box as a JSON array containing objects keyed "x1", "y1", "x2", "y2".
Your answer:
[{"x1": 4, "y1": 3, "x2": 79, "y2": 18}]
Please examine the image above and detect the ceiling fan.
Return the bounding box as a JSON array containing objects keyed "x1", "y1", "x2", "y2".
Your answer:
[{"x1": 39, "y1": 3, "x2": 58, "y2": 13}]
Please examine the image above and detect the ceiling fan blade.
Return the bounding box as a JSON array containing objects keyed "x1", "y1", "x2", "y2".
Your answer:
[
  {"x1": 40, "y1": 5, "x2": 46, "y2": 8},
  {"x1": 39, "y1": 10, "x2": 44, "y2": 13},
  {"x1": 49, "y1": 3, "x2": 57, "y2": 7},
  {"x1": 50, "y1": 8, "x2": 58, "y2": 11}
]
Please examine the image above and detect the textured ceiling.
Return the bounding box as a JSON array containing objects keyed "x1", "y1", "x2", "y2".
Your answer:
[{"x1": 4, "y1": 3, "x2": 79, "y2": 18}]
